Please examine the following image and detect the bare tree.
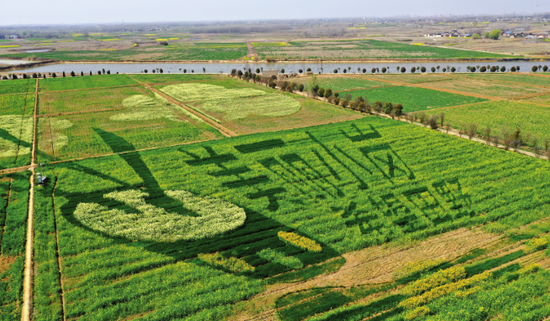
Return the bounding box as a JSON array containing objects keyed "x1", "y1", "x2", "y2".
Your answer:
[
  {"x1": 467, "y1": 123, "x2": 478, "y2": 140},
  {"x1": 484, "y1": 127, "x2": 492, "y2": 145}
]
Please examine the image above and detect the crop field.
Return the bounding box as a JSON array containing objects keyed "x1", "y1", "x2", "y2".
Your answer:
[
  {"x1": 254, "y1": 39, "x2": 512, "y2": 60},
  {"x1": 29, "y1": 116, "x2": 550, "y2": 320},
  {"x1": 1, "y1": 43, "x2": 247, "y2": 62},
  {"x1": 343, "y1": 86, "x2": 486, "y2": 112},
  {"x1": 0, "y1": 79, "x2": 36, "y2": 95},
  {"x1": 425, "y1": 101, "x2": 550, "y2": 144},
  {"x1": 465, "y1": 73, "x2": 550, "y2": 87},
  {"x1": 2, "y1": 73, "x2": 550, "y2": 320},
  {"x1": 39, "y1": 74, "x2": 138, "y2": 91},
  {"x1": 0, "y1": 172, "x2": 30, "y2": 320},
  {"x1": 293, "y1": 75, "x2": 391, "y2": 92},
  {"x1": 153, "y1": 76, "x2": 362, "y2": 134},
  {"x1": 366, "y1": 73, "x2": 456, "y2": 84},
  {"x1": 0, "y1": 92, "x2": 35, "y2": 169}
]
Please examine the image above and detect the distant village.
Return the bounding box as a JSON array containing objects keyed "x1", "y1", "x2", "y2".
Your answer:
[{"x1": 423, "y1": 29, "x2": 550, "y2": 39}]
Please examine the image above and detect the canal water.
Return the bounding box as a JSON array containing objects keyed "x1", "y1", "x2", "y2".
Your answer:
[{"x1": 14, "y1": 60, "x2": 550, "y2": 74}]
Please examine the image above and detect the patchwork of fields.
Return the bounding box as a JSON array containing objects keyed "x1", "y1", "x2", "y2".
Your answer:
[
  {"x1": 253, "y1": 39, "x2": 512, "y2": 60},
  {"x1": 1, "y1": 73, "x2": 550, "y2": 321}
]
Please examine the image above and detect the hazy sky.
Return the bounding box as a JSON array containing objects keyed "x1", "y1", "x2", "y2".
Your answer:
[{"x1": 2, "y1": 0, "x2": 549, "y2": 25}]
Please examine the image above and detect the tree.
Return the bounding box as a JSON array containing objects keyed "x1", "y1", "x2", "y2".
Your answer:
[
  {"x1": 324, "y1": 88, "x2": 332, "y2": 98},
  {"x1": 421, "y1": 67, "x2": 426, "y2": 73},
  {"x1": 98, "y1": 70, "x2": 102, "y2": 75},
  {"x1": 429, "y1": 115, "x2": 439, "y2": 129},
  {"x1": 81, "y1": 71, "x2": 84, "y2": 76},
  {"x1": 344, "y1": 93, "x2": 352, "y2": 102},
  {"x1": 467, "y1": 123, "x2": 477, "y2": 140},
  {"x1": 485, "y1": 127, "x2": 492, "y2": 144},
  {"x1": 333, "y1": 97, "x2": 340, "y2": 106},
  {"x1": 362, "y1": 68, "x2": 366, "y2": 73},
  {"x1": 394, "y1": 104, "x2": 403, "y2": 117},
  {"x1": 52, "y1": 73, "x2": 56, "y2": 78},
  {"x1": 532, "y1": 66, "x2": 538, "y2": 72},
  {"x1": 341, "y1": 99, "x2": 349, "y2": 108},
  {"x1": 431, "y1": 67, "x2": 436, "y2": 73},
  {"x1": 490, "y1": 66, "x2": 497, "y2": 72},
  {"x1": 382, "y1": 67, "x2": 387, "y2": 73},
  {"x1": 280, "y1": 69, "x2": 285, "y2": 73},
  {"x1": 343, "y1": 69, "x2": 347, "y2": 74},
  {"x1": 383, "y1": 102, "x2": 393, "y2": 115},
  {"x1": 256, "y1": 68, "x2": 261, "y2": 73},
  {"x1": 159, "y1": 69, "x2": 163, "y2": 74},
  {"x1": 306, "y1": 68, "x2": 311, "y2": 72},
  {"x1": 411, "y1": 67, "x2": 416, "y2": 73},
  {"x1": 42, "y1": 74, "x2": 46, "y2": 79},
  {"x1": 511, "y1": 66, "x2": 516, "y2": 72},
  {"x1": 71, "y1": 71, "x2": 75, "y2": 77},
  {"x1": 159, "y1": 41, "x2": 168, "y2": 46},
  {"x1": 317, "y1": 88, "x2": 325, "y2": 98},
  {"x1": 472, "y1": 33, "x2": 481, "y2": 39},
  {"x1": 544, "y1": 66, "x2": 549, "y2": 72},
  {"x1": 500, "y1": 66, "x2": 506, "y2": 72},
  {"x1": 488, "y1": 29, "x2": 501, "y2": 40},
  {"x1": 400, "y1": 67, "x2": 406, "y2": 73},
  {"x1": 484, "y1": 31, "x2": 490, "y2": 39},
  {"x1": 333, "y1": 69, "x2": 338, "y2": 73},
  {"x1": 372, "y1": 68, "x2": 376, "y2": 74},
  {"x1": 298, "y1": 84, "x2": 304, "y2": 92},
  {"x1": 62, "y1": 71, "x2": 66, "y2": 77},
  {"x1": 451, "y1": 67, "x2": 456, "y2": 73},
  {"x1": 480, "y1": 66, "x2": 487, "y2": 73},
  {"x1": 373, "y1": 101, "x2": 383, "y2": 113},
  {"x1": 440, "y1": 112, "x2": 445, "y2": 126}
]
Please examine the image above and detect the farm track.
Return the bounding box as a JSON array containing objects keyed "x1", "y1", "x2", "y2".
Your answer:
[
  {"x1": 354, "y1": 74, "x2": 503, "y2": 100},
  {"x1": 21, "y1": 78, "x2": 38, "y2": 321},
  {"x1": 246, "y1": 42, "x2": 258, "y2": 59},
  {"x1": 128, "y1": 75, "x2": 238, "y2": 137}
]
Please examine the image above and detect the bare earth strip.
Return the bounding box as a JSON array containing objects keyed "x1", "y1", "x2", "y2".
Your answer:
[{"x1": 21, "y1": 79, "x2": 39, "y2": 321}]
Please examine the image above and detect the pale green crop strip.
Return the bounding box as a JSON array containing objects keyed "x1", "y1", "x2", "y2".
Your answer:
[
  {"x1": 0, "y1": 115, "x2": 33, "y2": 158},
  {"x1": 110, "y1": 94, "x2": 182, "y2": 122},
  {"x1": 160, "y1": 83, "x2": 267, "y2": 102},
  {"x1": 73, "y1": 189, "x2": 246, "y2": 242}
]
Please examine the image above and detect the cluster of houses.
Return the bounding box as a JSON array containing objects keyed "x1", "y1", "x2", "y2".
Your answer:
[
  {"x1": 0, "y1": 34, "x2": 19, "y2": 40},
  {"x1": 423, "y1": 29, "x2": 549, "y2": 39}
]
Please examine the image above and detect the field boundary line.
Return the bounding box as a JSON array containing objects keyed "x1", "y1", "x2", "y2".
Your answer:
[
  {"x1": 127, "y1": 75, "x2": 237, "y2": 137},
  {"x1": 355, "y1": 74, "x2": 503, "y2": 101},
  {"x1": 0, "y1": 178, "x2": 12, "y2": 242},
  {"x1": 510, "y1": 91, "x2": 550, "y2": 101},
  {"x1": 21, "y1": 78, "x2": 38, "y2": 321}
]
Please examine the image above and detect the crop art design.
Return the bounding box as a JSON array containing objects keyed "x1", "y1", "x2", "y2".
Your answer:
[{"x1": 74, "y1": 189, "x2": 246, "y2": 242}]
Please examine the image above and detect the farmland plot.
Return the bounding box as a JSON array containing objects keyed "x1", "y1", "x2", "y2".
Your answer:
[
  {"x1": 159, "y1": 80, "x2": 362, "y2": 134},
  {"x1": 39, "y1": 74, "x2": 138, "y2": 92},
  {"x1": 33, "y1": 116, "x2": 550, "y2": 320},
  {"x1": 293, "y1": 75, "x2": 391, "y2": 92},
  {"x1": 0, "y1": 173, "x2": 30, "y2": 320},
  {"x1": 0, "y1": 78, "x2": 36, "y2": 95},
  {"x1": 0, "y1": 93, "x2": 35, "y2": 169},
  {"x1": 343, "y1": 86, "x2": 486, "y2": 112}
]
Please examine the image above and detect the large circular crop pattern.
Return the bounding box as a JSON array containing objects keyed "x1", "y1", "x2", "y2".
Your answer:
[{"x1": 73, "y1": 189, "x2": 246, "y2": 242}]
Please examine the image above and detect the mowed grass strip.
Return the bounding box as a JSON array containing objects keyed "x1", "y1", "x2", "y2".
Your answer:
[
  {"x1": 426, "y1": 100, "x2": 550, "y2": 144},
  {"x1": 344, "y1": 86, "x2": 486, "y2": 112},
  {"x1": 39, "y1": 74, "x2": 138, "y2": 92}
]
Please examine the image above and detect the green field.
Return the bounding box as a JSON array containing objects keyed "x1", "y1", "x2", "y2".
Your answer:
[
  {"x1": 0, "y1": 172, "x2": 30, "y2": 320},
  {"x1": 254, "y1": 39, "x2": 513, "y2": 60},
  {"x1": 0, "y1": 93, "x2": 34, "y2": 169},
  {"x1": 343, "y1": 86, "x2": 487, "y2": 112},
  {"x1": 0, "y1": 43, "x2": 248, "y2": 62},
  {"x1": 32, "y1": 116, "x2": 550, "y2": 320},
  {"x1": 426, "y1": 101, "x2": 550, "y2": 145},
  {"x1": 0, "y1": 78, "x2": 36, "y2": 95},
  {"x1": 39, "y1": 74, "x2": 138, "y2": 91},
  {"x1": 2, "y1": 73, "x2": 550, "y2": 321},
  {"x1": 294, "y1": 75, "x2": 391, "y2": 92}
]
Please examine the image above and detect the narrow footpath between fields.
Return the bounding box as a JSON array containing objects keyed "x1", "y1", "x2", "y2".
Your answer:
[{"x1": 21, "y1": 78, "x2": 39, "y2": 321}]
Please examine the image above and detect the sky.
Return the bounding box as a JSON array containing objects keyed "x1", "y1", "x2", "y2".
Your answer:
[{"x1": 1, "y1": 0, "x2": 549, "y2": 25}]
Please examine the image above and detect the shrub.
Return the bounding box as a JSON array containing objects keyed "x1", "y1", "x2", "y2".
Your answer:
[{"x1": 198, "y1": 252, "x2": 255, "y2": 273}]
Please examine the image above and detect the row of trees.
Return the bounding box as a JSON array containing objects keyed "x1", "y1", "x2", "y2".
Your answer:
[
  {"x1": 407, "y1": 111, "x2": 550, "y2": 159},
  {"x1": 0, "y1": 69, "x2": 116, "y2": 80}
]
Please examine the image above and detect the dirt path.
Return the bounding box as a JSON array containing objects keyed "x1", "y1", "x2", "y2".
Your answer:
[
  {"x1": 21, "y1": 78, "x2": 38, "y2": 321},
  {"x1": 0, "y1": 165, "x2": 37, "y2": 176},
  {"x1": 128, "y1": 76, "x2": 238, "y2": 137},
  {"x1": 246, "y1": 42, "x2": 258, "y2": 59}
]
